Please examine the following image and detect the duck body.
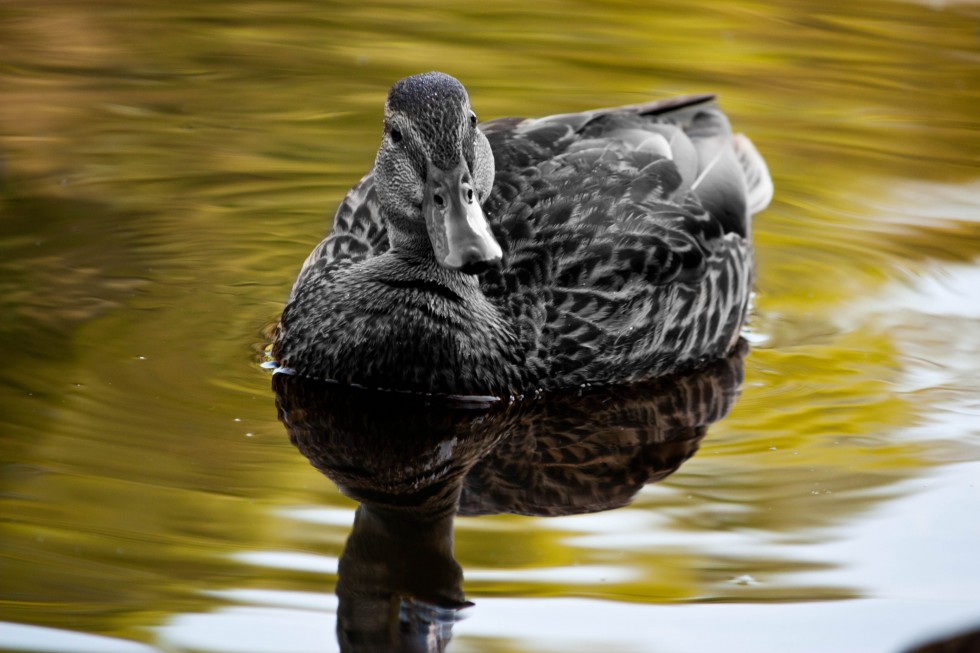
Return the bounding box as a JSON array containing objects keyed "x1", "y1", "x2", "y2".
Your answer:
[{"x1": 273, "y1": 72, "x2": 772, "y2": 397}]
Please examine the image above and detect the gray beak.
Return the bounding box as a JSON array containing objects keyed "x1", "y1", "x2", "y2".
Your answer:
[{"x1": 423, "y1": 160, "x2": 502, "y2": 275}]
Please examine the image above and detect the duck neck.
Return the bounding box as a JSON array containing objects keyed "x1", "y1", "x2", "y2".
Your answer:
[
  {"x1": 386, "y1": 222, "x2": 428, "y2": 253},
  {"x1": 383, "y1": 205, "x2": 429, "y2": 251},
  {"x1": 383, "y1": 212, "x2": 478, "y2": 290}
]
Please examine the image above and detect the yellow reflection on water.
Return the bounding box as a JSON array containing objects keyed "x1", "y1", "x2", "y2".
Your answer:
[{"x1": 1, "y1": 0, "x2": 979, "y2": 650}]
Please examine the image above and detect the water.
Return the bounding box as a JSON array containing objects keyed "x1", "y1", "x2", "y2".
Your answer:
[{"x1": 1, "y1": 1, "x2": 979, "y2": 651}]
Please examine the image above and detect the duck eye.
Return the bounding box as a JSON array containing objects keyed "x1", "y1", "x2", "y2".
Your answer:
[
  {"x1": 389, "y1": 127, "x2": 403, "y2": 144},
  {"x1": 469, "y1": 113, "x2": 478, "y2": 127}
]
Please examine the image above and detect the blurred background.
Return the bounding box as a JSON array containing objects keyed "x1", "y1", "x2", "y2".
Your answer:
[{"x1": 1, "y1": 1, "x2": 979, "y2": 651}]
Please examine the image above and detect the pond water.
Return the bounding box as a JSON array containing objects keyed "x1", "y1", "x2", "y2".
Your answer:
[{"x1": 2, "y1": 1, "x2": 980, "y2": 652}]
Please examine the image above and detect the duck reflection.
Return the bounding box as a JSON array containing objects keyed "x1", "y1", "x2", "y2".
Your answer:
[{"x1": 273, "y1": 340, "x2": 747, "y2": 652}]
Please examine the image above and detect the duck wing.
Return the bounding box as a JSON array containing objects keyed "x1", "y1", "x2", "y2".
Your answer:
[{"x1": 479, "y1": 96, "x2": 761, "y2": 386}]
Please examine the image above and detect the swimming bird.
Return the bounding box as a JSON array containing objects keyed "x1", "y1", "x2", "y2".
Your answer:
[{"x1": 272, "y1": 72, "x2": 772, "y2": 397}]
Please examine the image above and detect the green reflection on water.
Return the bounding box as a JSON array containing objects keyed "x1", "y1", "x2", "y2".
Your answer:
[{"x1": 1, "y1": 0, "x2": 979, "y2": 649}]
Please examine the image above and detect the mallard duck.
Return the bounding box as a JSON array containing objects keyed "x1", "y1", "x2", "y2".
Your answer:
[{"x1": 272, "y1": 72, "x2": 772, "y2": 397}]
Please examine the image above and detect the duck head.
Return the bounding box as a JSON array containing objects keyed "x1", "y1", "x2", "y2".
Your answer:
[{"x1": 375, "y1": 72, "x2": 502, "y2": 275}]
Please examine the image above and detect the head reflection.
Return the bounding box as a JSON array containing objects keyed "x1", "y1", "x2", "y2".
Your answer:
[{"x1": 273, "y1": 340, "x2": 747, "y2": 652}]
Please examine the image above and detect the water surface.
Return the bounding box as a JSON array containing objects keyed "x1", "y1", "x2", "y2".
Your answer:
[{"x1": 1, "y1": 1, "x2": 979, "y2": 652}]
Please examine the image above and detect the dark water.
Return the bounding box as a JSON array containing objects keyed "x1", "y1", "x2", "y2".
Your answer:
[{"x1": 1, "y1": 1, "x2": 979, "y2": 652}]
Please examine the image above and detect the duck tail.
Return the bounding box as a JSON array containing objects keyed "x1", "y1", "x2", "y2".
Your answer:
[{"x1": 732, "y1": 133, "x2": 773, "y2": 216}]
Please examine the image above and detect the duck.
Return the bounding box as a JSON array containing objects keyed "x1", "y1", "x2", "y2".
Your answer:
[{"x1": 272, "y1": 71, "x2": 772, "y2": 398}]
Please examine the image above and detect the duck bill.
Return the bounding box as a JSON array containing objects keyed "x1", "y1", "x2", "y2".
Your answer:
[{"x1": 423, "y1": 161, "x2": 502, "y2": 274}]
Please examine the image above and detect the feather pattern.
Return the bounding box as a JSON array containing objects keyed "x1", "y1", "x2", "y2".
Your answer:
[{"x1": 273, "y1": 74, "x2": 771, "y2": 397}]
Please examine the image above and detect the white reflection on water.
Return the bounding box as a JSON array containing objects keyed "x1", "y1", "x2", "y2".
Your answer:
[
  {"x1": 205, "y1": 589, "x2": 337, "y2": 612},
  {"x1": 149, "y1": 594, "x2": 980, "y2": 653},
  {"x1": 231, "y1": 551, "x2": 339, "y2": 575},
  {"x1": 0, "y1": 623, "x2": 156, "y2": 653},
  {"x1": 861, "y1": 261, "x2": 980, "y2": 322},
  {"x1": 455, "y1": 598, "x2": 980, "y2": 653},
  {"x1": 157, "y1": 608, "x2": 337, "y2": 653},
  {"x1": 835, "y1": 252, "x2": 980, "y2": 422},
  {"x1": 779, "y1": 461, "x2": 980, "y2": 602},
  {"x1": 275, "y1": 507, "x2": 356, "y2": 527},
  {"x1": 464, "y1": 564, "x2": 637, "y2": 585}
]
